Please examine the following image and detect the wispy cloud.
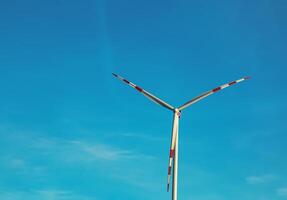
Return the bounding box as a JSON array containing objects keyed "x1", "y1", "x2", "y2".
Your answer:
[
  {"x1": 277, "y1": 187, "x2": 287, "y2": 197},
  {"x1": 246, "y1": 174, "x2": 277, "y2": 184},
  {"x1": 0, "y1": 127, "x2": 159, "y2": 193},
  {"x1": 0, "y1": 189, "x2": 96, "y2": 200},
  {"x1": 65, "y1": 140, "x2": 159, "y2": 190},
  {"x1": 119, "y1": 132, "x2": 163, "y2": 142},
  {"x1": 6, "y1": 133, "x2": 155, "y2": 163},
  {"x1": 69, "y1": 140, "x2": 155, "y2": 161},
  {"x1": 8, "y1": 158, "x2": 26, "y2": 168}
]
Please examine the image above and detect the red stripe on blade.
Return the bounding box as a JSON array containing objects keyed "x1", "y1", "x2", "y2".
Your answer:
[
  {"x1": 228, "y1": 81, "x2": 236, "y2": 85},
  {"x1": 135, "y1": 86, "x2": 143, "y2": 92},
  {"x1": 123, "y1": 79, "x2": 130, "y2": 84},
  {"x1": 212, "y1": 87, "x2": 221, "y2": 92}
]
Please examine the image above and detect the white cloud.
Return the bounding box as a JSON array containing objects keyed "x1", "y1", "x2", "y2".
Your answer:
[
  {"x1": 246, "y1": 174, "x2": 277, "y2": 184},
  {"x1": 69, "y1": 140, "x2": 137, "y2": 161},
  {"x1": 44, "y1": 139, "x2": 156, "y2": 163},
  {"x1": 8, "y1": 159, "x2": 26, "y2": 168},
  {"x1": 0, "y1": 189, "x2": 96, "y2": 200},
  {"x1": 277, "y1": 187, "x2": 287, "y2": 197},
  {"x1": 0, "y1": 128, "x2": 158, "y2": 191},
  {"x1": 13, "y1": 135, "x2": 155, "y2": 163},
  {"x1": 119, "y1": 132, "x2": 163, "y2": 142}
]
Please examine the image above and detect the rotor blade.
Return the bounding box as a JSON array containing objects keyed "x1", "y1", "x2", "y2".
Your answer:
[
  {"x1": 167, "y1": 110, "x2": 180, "y2": 192},
  {"x1": 112, "y1": 73, "x2": 174, "y2": 111},
  {"x1": 178, "y1": 76, "x2": 250, "y2": 111}
]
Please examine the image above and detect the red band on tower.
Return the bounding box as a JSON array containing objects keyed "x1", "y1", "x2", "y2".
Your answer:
[
  {"x1": 168, "y1": 166, "x2": 172, "y2": 175},
  {"x1": 170, "y1": 149, "x2": 174, "y2": 157}
]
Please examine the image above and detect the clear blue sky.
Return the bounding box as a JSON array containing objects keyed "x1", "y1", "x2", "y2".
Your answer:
[{"x1": 0, "y1": 0, "x2": 286, "y2": 199}]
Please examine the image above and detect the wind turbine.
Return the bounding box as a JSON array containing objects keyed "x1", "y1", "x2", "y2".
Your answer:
[{"x1": 112, "y1": 73, "x2": 249, "y2": 200}]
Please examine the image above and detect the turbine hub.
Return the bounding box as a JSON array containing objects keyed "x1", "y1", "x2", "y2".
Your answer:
[{"x1": 174, "y1": 109, "x2": 181, "y2": 117}]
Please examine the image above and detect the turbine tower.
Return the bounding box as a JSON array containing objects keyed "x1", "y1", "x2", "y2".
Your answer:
[{"x1": 112, "y1": 73, "x2": 249, "y2": 200}]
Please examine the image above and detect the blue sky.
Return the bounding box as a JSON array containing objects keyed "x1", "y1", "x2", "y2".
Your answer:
[{"x1": 0, "y1": 0, "x2": 287, "y2": 199}]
